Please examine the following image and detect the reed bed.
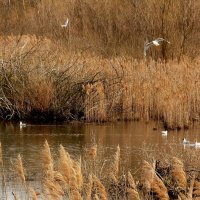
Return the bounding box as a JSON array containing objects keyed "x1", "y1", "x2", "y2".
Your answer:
[
  {"x1": 1, "y1": 0, "x2": 200, "y2": 59},
  {"x1": 1, "y1": 141, "x2": 200, "y2": 199},
  {"x1": 1, "y1": 35, "x2": 200, "y2": 129}
]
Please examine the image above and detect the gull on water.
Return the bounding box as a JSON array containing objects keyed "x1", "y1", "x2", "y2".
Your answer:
[
  {"x1": 161, "y1": 130, "x2": 167, "y2": 136},
  {"x1": 144, "y1": 38, "x2": 170, "y2": 57},
  {"x1": 195, "y1": 141, "x2": 200, "y2": 147},
  {"x1": 20, "y1": 121, "x2": 26, "y2": 128},
  {"x1": 182, "y1": 138, "x2": 190, "y2": 144},
  {"x1": 61, "y1": 18, "x2": 69, "y2": 28}
]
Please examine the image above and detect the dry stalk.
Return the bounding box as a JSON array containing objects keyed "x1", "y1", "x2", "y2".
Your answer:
[
  {"x1": 110, "y1": 145, "x2": 120, "y2": 177},
  {"x1": 0, "y1": 142, "x2": 3, "y2": 165},
  {"x1": 171, "y1": 157, "x2": 187, "y2": 190},
  {"x1": 86, "y1": 145, "x2": 97, "y2": 160},
  {"x1": 127, "y1": 171, "x2": 140, "y2": 200},
  {"x1": 41, "y1": 140, "x2": 54, "y2": 179},
  {"x1": 72, "y1": 160, "x2": 83, "y2": 190},
  {"x1": 44, "y1": 178, "x2": 64, "y2": 200},
  {"x1": 58, "y1": 144, "x2": 72, "y2": 186},
  {"x1": 85, "y1": 174, "x2": 93, "y2": 200},
  {"x1": 15, "y1": 154, "x2": 25, "y2": 184},
  {"x1": 29, "y1": 187, "x2": 38, "y2": 200},
  {"x1": 187, "y1": 174, "x2": 195, "y2": 199},
  {"x1": 70, "y1": 189, "x2": 83, "y2": 200},
  {"x1": 93, "y1": 175, "x2": 107, "y2": 200},
  {"x1": 141, "y1": 160, "x2": 169, "y2": 200},
  {"x1": 193, "y1": 180, "x2": 200, "y2": 197}
]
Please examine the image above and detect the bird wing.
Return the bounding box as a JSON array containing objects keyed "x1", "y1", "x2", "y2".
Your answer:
[
  {"x1": 155, "y1": 38, "x2": 170, "y2": 43},
  {"x1": 65, "y1": 19, "x2": 69, "y2": 26},
  {"x1": 144, "y1": 41, "x2": 153, "y2": 49},
  {"x1": 144, "y1": 41, "x2": 154, "y2": 57}
]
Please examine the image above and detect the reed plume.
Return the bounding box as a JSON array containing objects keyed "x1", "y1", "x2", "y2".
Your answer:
[
  {"x1": 171, "y1": 157, "x2": 187, "y2": 190},
  {"x1": 127, "y1": 171, "x2": 140, "y2": 200},
  {"x1": 41, "y1": 140, "x2": 54, "y2": 179},
  {"x1": 15, "y1": 154, "x2": 25, "y2": 184},
  {"x1": 29, "y1": 187, "x2": 38, "y2": 200},
  {"x1": 58, "y1": 144, "x2": 72, "y2": 186},
  {"x1": 12, "y1": 192, "x2": 18, "y2": 200},
  {"x1": 44, "y1": 178, "x2": 64, "y2": 200},
  {"x1": 72, "y1": 160, "x2": 83, "y2": 190},
  {"x1": 85, "y1": 174, "x2": 93, "y2": 200},
  {"x1": 193, "y1": 181, "x2": 200, "y2": 197},
  {"x1": 141, "y1": 160, "x2": 169, "y2": 200},
  {"x1": 70, "y1": 189, "x2": 83, "y2": 200},
  {"x1": 94, "y1": 194, "x2": 100, "y2": 200},
  {"x1": 110, "y1": 145, "x2": 120, "y2": 177},
  {"x1": 93, "y1": 175, "x2": 107, "y2": 200},
  {"x1": 86, "y1": 145, "x2": 97, "y2": 160}
]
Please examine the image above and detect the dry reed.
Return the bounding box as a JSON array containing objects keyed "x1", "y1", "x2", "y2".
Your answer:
[
  {"x1": 29, "y1": 187, "x2": 38, "y2": 200},
  {"x1": 44, "y1": 178, "x2": 64, "y2": 200},
  {"x1": 86, "y1": 145, "x2": 97, "y2": 160},
  {"x1": 15, "y1": 154, "x2": 25, "y2": 184},
  {"x1": 171, "y1": 157, "x2": 187, "y2": 190},
  {"x1": 0, "y1": 34, "x2": 200, "y2": 129},
  {"x1": 193, "y1": 181, "x2": 200, "y2": 197},
  {"x1": 127, "y1": 171, "x2": 140, "y2": 200},
  {"x1": 41, "y1": 140, "x2": 54, "y2": 179},
  {"x1": 110, "y1": 145, "x2": 120, "y2": 177},
  {"x1": 85, "y1": 174, "x2": 93, "y2": 200},
  {"x1": 58, "y1": 144, "x2": 72, "y2": 186},
  {"x1": 4, "y1": 141, "x2": 200, "y2": 199},
  {"x1": 141, "y1": 160, "x2": 169, "y2": 200},
  {"x1": 72, "y1": 160, "x2": 83, "y2": 190},
  {"x1": 0, "y1": 142, "x2": 3, "y2": 165},
  {"x1": 93, "y1": 175, "x2": 107, "y2": 200}
]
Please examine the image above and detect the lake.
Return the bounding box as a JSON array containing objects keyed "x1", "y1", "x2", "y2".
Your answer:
[{"x1": 0, "y1": 121, "x2": 200, "y2": 199}]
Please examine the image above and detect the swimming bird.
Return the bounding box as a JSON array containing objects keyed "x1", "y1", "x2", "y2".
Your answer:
[
  {"x1": 195, "y1": 141, "x2": 200, "y2": 146},
  {"x1": 61, "y1": 18, "x2": 69, "y2": 28},
  {"x1": 161, "y1": 130, "x2": 167, "y2": 136},
  {"x1": 20, "y1": 121, "x2": 26, "y2": 128},
  {"x1": 144, "y1": 38, "x2": 170, "y2": 57},
  {"x1": 182, "y1": 138, "x2": 190, "y2": 144}
]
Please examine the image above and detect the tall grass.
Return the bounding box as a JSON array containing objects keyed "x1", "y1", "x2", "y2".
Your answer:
[
  {"x1": 1, "y1": 0, "x2": 200, "y2": 59},
  {"x1": 1, "y1": 140, "x2": 200, "y2": 199},
  {"x1": 1, "y1": 35, "x2": 200, "y2": 128}
]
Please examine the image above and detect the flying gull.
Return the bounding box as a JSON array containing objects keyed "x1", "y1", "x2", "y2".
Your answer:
[
  {"x1": 61, "y1": 18, "x2": 69, "y2": 28},
  {"x1": 144, "y1": 38, "x2": 170, "y2": 57}
]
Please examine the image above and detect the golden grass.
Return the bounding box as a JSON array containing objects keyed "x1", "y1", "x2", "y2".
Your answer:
[
  {"x1": 0, "y1": 142, "x2": 2, "y2": 165},
  {"x1": 127, "y1": 171, "x2": 140, "y2": 200},
  {"x1": 1, "y1": 0, "x2": 200, "y2": 60},
  {"x1": 29, "y1": 187, "x2": 38, "y2": 200},
  {"x1": 41, "y1": 140, "x2": 54, "y2": 179},
  {"x1": 44, "y1": 178, "x2": 64, "y2": 200},
  {"x1": 15, "y1": 154, "x2": 25, "y2": 184},
  {"x1": 86, "y1": 144, "x2": 97, "y2": 160},
  {"x1": 85, "y1": 174, "x2": 93, "y2": 200},
  {"x1": 171, "y1": 157, "x2": 187, "y2": 190},
  {"x1": 93, "y1": 175, "x2": 107, "y2": 200},
  {"x1": 1, "y1": 35, "x2": 200, "y2": 128},
  {"x1": 58, "y1": 144, "x2": 72, "y2": 186},
  {"x1": 4, "y1": 141, "x2": 200, "y2": 199},
  {"x1": 141, "y1": 160, "x2": 169, "y2": 200}
]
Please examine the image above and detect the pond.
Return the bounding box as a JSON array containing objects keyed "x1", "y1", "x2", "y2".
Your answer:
[{"x1": 0, "y1": 121, "x2": 200, "y2": 199}]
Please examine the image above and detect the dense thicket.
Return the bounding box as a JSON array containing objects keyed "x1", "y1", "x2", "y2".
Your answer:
[{"x1": 0, "y1": 0, "x2": 200, "y2": 59}]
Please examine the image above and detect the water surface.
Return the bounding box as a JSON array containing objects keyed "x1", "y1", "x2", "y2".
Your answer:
[
  {"x1": 1, "y1": 121, "x2": 200, "y2": 199},
  {"x1": 1, "y1": 121, "x2": 200, "y2": 170}
]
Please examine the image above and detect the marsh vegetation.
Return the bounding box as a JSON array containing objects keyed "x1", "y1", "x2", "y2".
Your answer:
[
  {"x1": 0, "y1": 0, "x2": 200, "y2": 129},
  {"x1": 1, "y1": 140, "x2": 200, "y2": 199}
]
